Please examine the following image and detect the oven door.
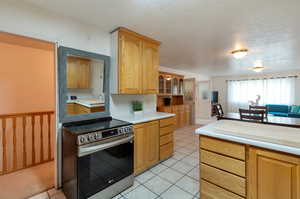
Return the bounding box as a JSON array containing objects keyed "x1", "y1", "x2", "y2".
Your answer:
[{"x1": 77, "y1": 135, "x2": 133, "y2": 199}]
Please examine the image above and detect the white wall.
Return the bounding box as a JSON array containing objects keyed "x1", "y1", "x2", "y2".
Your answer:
[
  {"x1": 211, "y1": 70, "x2": 300, "y2": 113},
  {"x1": 160, "y1": 66, "x2": 210, "y2": 81},
  {"x1": 0, "y1": 1, "x2": 158, "y2": 116},
  {"x1": 110, "y1": 94, "x2": 157, "y2": 117},
  {"x1": 0, "y1": 1, "x2": 110, "y2": 56}
]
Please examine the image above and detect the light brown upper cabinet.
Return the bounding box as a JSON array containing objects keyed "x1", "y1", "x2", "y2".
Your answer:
[
  {"x1": 111, "y1": 27, "x2": 161, "y2": 94},
  {"x1": 67, "y1": 57, "x2": 91, "y2": 88}
]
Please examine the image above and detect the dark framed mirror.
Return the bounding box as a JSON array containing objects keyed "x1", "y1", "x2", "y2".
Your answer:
[{"x1": 58, "y1": 46, "x2": 110, "y2": 123}]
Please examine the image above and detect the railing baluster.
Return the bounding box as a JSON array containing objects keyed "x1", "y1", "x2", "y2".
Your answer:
[
  {"x1": 31, "y1": 115, "x2": 35, "y2": 165},
  {"x1": 40, "y1": 114, "x2": 44, "y2": 162},
  {"x1": 0, "y1": 111, "x2": 54, "y2": 176},
  {"x1": 22, "y1": 116, "x2": 27, "y2": 168},
  {"x1": 47, "y1": 113, "x2": 51, "y2": 161},
  {"x1": 2, "y1": 118, "x2": 7, "y2": 173},
  {"x1": 12, "y1": 117, "x2": 17, "y2": 170}
]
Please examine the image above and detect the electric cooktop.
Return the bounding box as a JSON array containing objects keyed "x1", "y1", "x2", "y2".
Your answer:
[{"x1": 63, "y1": 117, "x2": 131, "y2": 135}]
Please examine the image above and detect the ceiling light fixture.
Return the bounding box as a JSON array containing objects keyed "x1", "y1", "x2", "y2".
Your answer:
[
  {"x1": 251, "y1": 60, "x2": 265, "y2": 73},
  {"x1": 231, "y1": 49, "x2": 248, "y2": 59}
]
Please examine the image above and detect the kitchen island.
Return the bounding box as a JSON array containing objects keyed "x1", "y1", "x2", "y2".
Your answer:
[{"x1": 196, "y1": 120, "x2": 300, "y2": 199}]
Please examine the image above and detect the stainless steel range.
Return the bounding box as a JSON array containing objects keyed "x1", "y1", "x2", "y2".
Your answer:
[{"x1": 62, "y1": 117, "x2": 134, "y2": 199}]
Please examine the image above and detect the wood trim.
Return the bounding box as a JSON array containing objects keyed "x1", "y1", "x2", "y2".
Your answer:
[
  {"x1": 22, "y1": 116, "x2": 27, "y2": 167},
  {"x1": 2, "y1": 118, "x2": 7, "y2": 174},
  {"x1": 31, "y1": 115, "x2": 36, "y2": 165},
  {"x1": 0, "y1": 111, "x2": 54, "y2": 118},
  {"x1": 0, "y1": 111, "x2": 55, "y2": 176},
  {"x1": 159, "y1": 71, "x2": 184, "y2": 79},
  {"x1": 47, "y1": 113, "x2": 51, "y2": 160},
  {"x1": 12, "y1": 117, "x2": 17, "y2": 170},
  {"x1": 112, "y1": 27, "x2": 161, "y2": 46},
  {"x1": 0, "y1": 32, "x2": 55, "y2": 51}
]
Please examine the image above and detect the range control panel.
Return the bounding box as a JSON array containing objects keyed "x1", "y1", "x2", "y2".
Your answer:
[{"x1": 77, "y1": 125, "x2": 133, "y2": 145}]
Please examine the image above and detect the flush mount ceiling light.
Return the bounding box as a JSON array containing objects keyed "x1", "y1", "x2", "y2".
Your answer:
[
  {"x1": 231, "y1": 49, "x2": 248, "y2": 59},
  {"x1": 251, "y1": 60, "x2": 265, "y2": 73}
]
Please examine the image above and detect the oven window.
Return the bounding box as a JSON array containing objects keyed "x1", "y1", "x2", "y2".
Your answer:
[{"x1": 77, "y1": 142, "x2": 133, "y2": 199}]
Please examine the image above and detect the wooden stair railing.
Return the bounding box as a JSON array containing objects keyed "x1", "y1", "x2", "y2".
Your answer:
[{"x1": 0, "y1": 111, "x2": 55, "y2": 176}]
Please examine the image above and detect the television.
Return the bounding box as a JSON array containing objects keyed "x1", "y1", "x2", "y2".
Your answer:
[{"x1": 211, "y1": 91, "x2": 219, "y2": 104}]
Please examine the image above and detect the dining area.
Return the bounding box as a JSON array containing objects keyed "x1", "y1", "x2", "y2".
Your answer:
[{"x1": 213, "y1": 104, "x2": 300, "y2": 128}]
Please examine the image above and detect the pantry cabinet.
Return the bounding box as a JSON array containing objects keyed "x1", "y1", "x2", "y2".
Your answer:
[{"x1": 111, "y1": 27, "x2": 161, "y2": 94}]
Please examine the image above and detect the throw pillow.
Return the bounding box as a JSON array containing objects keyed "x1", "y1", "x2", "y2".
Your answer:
[{"x1": 291, "y1": 105, "x2": 300, "y2": 113}]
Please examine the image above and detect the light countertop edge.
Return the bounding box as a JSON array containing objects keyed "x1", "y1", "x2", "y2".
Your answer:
[
  {"x1": 195, "y1": 123, "x2": 300, "y2": 156},
  {"x1": 113, "y1": 112, "x2": 176, "y2": 124},
  {"x1": 67, "y1": 100, "x2": 105, "y2": 108}
]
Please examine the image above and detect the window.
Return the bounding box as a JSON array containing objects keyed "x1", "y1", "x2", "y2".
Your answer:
[{"x1": 227, "y1": 76, "x2": 297, "y2": 113}]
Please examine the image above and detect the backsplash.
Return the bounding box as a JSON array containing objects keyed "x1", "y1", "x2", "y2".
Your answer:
[{"x1": 110, "y1": 94, "x2": 157, "y2": 116}]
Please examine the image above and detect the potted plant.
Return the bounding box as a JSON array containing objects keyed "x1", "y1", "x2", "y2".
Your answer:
[{"x1": 132, "y1": 101, "x2": 143, "y2": 116}]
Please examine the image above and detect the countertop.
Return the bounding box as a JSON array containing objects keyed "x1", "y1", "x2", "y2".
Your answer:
[
  {"x1": 196, "y1": 120, "x2": 300, "y2": 156},
  {"x1": 67, "y1": 99, "x2": 105, "y2": 108},
  {"x1": 113, "y1": 112, "x2": 175, "y2": 124},
  {"x1": 220, "y1": 112, "x2": 300, "y2": 128}
]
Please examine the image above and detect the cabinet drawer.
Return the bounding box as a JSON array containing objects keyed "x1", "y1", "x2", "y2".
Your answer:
[
  {"x1": 201, "y1": 164, "x2": 246, "y2": 197},
  {"x1": 160, "y1": 133, "x2": 173, "y2": 146},
  {"x1": 134, "y1": 120, "x2": 159, "y2": 129},
  {"x1": 160, "y1": 142, "x2": 174, "y2": 160},
  {"x1": 200, "y1": 149, "x2": 245, "y2": 177},
  {"x1": 160, "y1": 117, "x2": 175, "y2": 127},
  {"x1": 200, "y1": 136, "x2": 245, "y2": 161},
  {"x1": 160, "y1": 125, "x2": 174, "y2": 136},
  {"x1": 201, "y1": 180, "x2": 244, "y2": 199}
]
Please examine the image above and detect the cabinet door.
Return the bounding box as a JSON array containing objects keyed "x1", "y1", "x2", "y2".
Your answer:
[
  {"x1": 77, "y1": 58, "x2": 91, "y2": 88},
  {"x1": 67, "y1": 57, "x2": 78, "y2": 88},
  {"x1": 249, "y1": 147, "x2": 300, "y2": 199},
  {"x1": 133, "y1": 125, "x2": 147, "y2": 174},
  {"x1": 67, "y1": 57, "x2": 90, "y2": 89},
  {"x1": 145, "y1": 121, "x2": 159, "y2": 167},
  {"x1": 142, "y1": 42, "x2": 159, "y2": 94},
  {"x1": 119, "y1": 33, "x2": 142, "y2": 94}
]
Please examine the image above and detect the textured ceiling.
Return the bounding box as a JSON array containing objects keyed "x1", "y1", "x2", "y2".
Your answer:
[{"x1": 21, "y1": 0, "x2": 300, "y2": 76}]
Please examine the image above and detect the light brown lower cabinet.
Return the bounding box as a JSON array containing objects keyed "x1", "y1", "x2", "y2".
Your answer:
[
  {"x1": 134, "y1": 120, "x2": 159, "y2": 175},
  {"x1": 133, "y1": 117, "x2": 175, "y2": 175},
  {"x1": 248, "y1": 147, "x2": 300, "y2": 199},
  {"x1": 200, "y1": 135, "x2": 300, "y2": 199}
]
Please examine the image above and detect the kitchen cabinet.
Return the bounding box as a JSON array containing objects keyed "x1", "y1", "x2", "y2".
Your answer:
[
  {"x1": 133, "y1": 117, "x2": 175, "y2": 175},
  {"x1": 200, "y1": 136, "x2": 300, "y2": 199},
  {"x1": 67, "y1": 57, "x2": 90, "y2": 89},
  {"x1": 111, "y1": 27, "x2": 161, "y2": 94},
  {"x1": 142, "y1": 42, "x2": 159, "y2": 94},
  {"x1": 159, "y1": 117, "x2": 175, "y2": 160},
  {"x1": 133, "y1": 120, "x2": 159, "y2": 175},
  {"x1": 248, "y1": 147, "x2": 300, "y2": 199}
]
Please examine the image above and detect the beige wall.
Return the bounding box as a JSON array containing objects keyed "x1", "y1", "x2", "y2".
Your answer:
[
  {"x1": 211, "y1": 70, "x2": 300, "y2": 113},
  {"x1": 0, "y1": 33, "x2": 55, "y2": 114}
]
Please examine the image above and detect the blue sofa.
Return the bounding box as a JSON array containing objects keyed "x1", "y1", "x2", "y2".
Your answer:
[{"x1": 266, "y1": 104, "x2": 300, "y2": 118}]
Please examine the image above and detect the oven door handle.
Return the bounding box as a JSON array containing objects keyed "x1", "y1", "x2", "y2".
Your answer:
[{"x1": 78, "y1": 135, "x2": 134, "y2": 157}]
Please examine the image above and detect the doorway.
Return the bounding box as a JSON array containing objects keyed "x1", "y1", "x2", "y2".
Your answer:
[{"x1": 0, "y1": 32, "x2": 56, "y2": 199}]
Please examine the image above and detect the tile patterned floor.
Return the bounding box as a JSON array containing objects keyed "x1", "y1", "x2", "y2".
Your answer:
[{"x1": 29, "y1": 125, "x2": 201, "y2": 199}]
